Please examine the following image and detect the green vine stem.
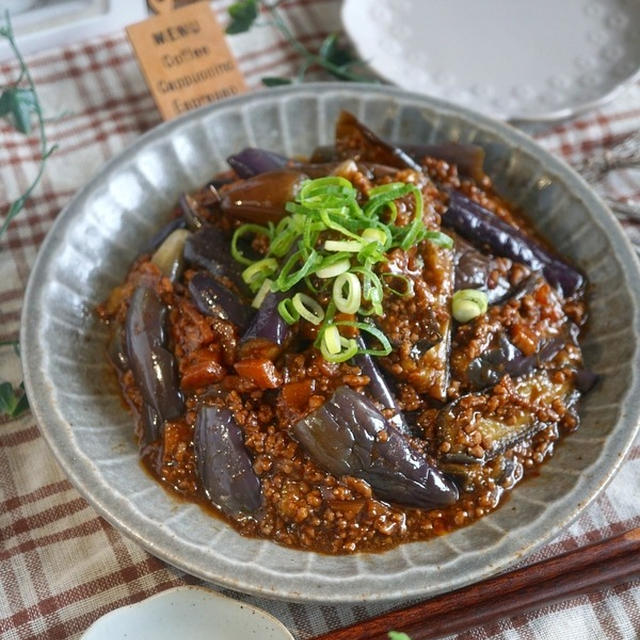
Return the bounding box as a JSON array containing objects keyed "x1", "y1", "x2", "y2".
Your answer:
[{"x1": 0, "y1": 10, "x2": 57, "y2": 240}]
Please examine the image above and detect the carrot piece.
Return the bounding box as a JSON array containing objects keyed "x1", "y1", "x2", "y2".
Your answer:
[
  {"x1": 234, "y1": 358, "x2": 283, "y2": 389},
  {"x1": 281, "y1": 379, "x2": 315, "y2": 412}
]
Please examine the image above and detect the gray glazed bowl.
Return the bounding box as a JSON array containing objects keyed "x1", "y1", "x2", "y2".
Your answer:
[{"x1": 21, "y1": 84, "x2": 640, "y2": 602}]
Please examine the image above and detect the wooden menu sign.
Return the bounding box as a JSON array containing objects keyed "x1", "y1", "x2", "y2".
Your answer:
[{"x1": 127, "y1": 1, "x2": 247, "y2": 120}]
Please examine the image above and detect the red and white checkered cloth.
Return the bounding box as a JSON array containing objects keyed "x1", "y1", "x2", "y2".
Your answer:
[{"x1": 1, "y1": 2, "x2": 640, "y2": 638}]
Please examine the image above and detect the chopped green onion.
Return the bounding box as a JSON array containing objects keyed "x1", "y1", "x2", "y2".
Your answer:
[
  {"x1": 320, "y1": 326, "x2": 358, "y2": 362},
  {"x1": 324, "y1": 239, "x2": 362, "y2": 252},
  {"x1": 269, "y1": 216, "x2": 300, "y2": 257},
  {"x1": 277, "y1": 297, "x2": 300, "y2": 324},
  {"x1": 336, "y1": 320, "x2": 392, "y2": 357},
  {"x1": 242, "y1": 258, "x2": 278, "y2": 290},
  {"x1": 228, "y1": 173, "x2": 452, "y2": 364},
  {"x1": 425, "y1": 230, "x2": 454, "y2": 249},
  {"x1": 333, "y1": 272, "x2": 361, "y2": 314},
  {"x1": 452, "y1": 289, "x2": 488, "y2": 323},
  {"x1": 299, "y1": 175, "x2": 355, "y2": 201},
  {"x1": 252, "y1": 278, "x2": 273, "y2": 308},
  {"x1": 381, "y1": 272, "x2": 414, "y2": 297},
  {"x1": 231, "y1": 223, "x2": 272, "y2": 265},
  {"x1": 322, "y1": 325, "x2": 341, "y2": 355},
  {"x1": 315, "y1": 256, "x2": 351, "y2": 279},
  {"x1": 274, "y1": 249, "x2": 318, "y2": 291},
  {"x1": 396, "y1": 185, "x2": 424, "y2": 250},
  {"x1": 361, "y1": 227, "x2": 387, "y2": 245},
  {"x1": 292, "y1": 293, "x2": 324, "y2": 325}
]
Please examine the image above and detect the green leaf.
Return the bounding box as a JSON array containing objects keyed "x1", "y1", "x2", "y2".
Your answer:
[
  {"x1": 318, "y1": 32, "x2": 357, "y2": 69},
  {"x1": 0, "y1": 382, "x2": 16, "y2": 415},
  {"x1": 0, "y1": 87, "x2": 37, "y2": 134},
  {"x1": 388, "y1": 633, "x2": 412, "y2": 640},
  {"x1": 0, "y1": 381, "x2": 29, "y2": 419},
  {"x1": 226, "y1": 0, "x2": 259, "y2": 34},
  {"x1": 262, "y1": 76, "x2": 292, "y2": 87}
]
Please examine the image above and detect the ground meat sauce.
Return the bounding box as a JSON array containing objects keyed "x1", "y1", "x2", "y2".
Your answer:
[{"x1": 98, "y1": 114, "x2": 590, "y2": 554}]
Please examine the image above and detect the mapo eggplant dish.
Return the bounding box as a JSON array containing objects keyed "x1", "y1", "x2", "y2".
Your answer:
[{"x1": 99, "y1": 112, "x2": 597, "y2": 554}]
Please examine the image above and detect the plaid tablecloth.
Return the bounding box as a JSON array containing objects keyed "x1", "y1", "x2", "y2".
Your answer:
[{"x1": 1, "y1": 2, "x2": 640, "y2": 638}]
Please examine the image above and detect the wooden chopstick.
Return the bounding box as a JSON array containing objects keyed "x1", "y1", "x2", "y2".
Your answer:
[{"x1": 311, "y1": 527, "x2": 640, "y2": 640}]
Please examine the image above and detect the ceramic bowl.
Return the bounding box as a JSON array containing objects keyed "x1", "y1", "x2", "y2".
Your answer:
[
  {"x1": 80, "y1": 586, "x2": 293, "y2": 640},
  {"x1": 21, "y1": 84, "x2": 640, "y2": 602}
]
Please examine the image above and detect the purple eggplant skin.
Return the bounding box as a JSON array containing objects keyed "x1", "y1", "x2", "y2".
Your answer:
[
  {"x1": 352, "y1": 336, "x2": 409, "y2": 434},
  {"x1": 453, "y1": 234, "x2": 511, "y2": 304},
  {"x1": 443, "y1": 192, "x2": 584, "y2": 297},
  {"x1": 188, "y1": 271, "x2": 254, "y2": 331},
  {"x1": 145, "y1": 217, "x2": 186, "y2": 253},
  {"x1": 465, "y1": 329, "x2": 572, "y2": 390},
  {"x1": 142, "y1": 404, "x2": 163, "y2": 446},
  {"x1": 227, "y1": 147, "x2": 289, "y2": 178},
  {"x1": 183, "y1": 225, "x2": 248, "y2": 291},
  {"x1": 240, "y1": 291, "x2": 289, "y2": 347},
  {"x1": 178, "y1": 193, "x2": 205, "y2": 231},
  {"x1": 125, "y1": 286, "x2": 184, "y2": 442},
  {"x1": 108, "y1": 323, "x2": 129, "y2": 372},
  {"x1": 194, "y1": 405, "x2": 262, "y2": 517},
  {"x1": 335, "y1": 111, "x2": 422, "y2": 173},
  {"x1": 292, "y1": 386, "x2": 459, "y2": 509},
  {"x1": 575, "y1": 368, "x2": 599, "y2": 393}
]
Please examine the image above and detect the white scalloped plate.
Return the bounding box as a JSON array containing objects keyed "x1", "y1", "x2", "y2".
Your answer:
[
  {"x1": 342, "y1": 0, "x2": 640, "y2": 121},
  {"x1": 22, "y1": 84, "x2": 640, "y2": 602}
]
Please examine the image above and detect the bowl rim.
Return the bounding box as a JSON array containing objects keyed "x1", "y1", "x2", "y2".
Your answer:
[
  {"x1": 79, "y1": 585, "x2": 294, "y2": 639},
  {"x1": 21, "y1": 82, "x2": 640, "y2": 602}
]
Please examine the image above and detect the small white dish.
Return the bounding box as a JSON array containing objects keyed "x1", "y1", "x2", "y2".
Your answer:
[
  {"x1": 80, "y1": 586, "x2": 294, "y2": 640},
  {"x1": 342, "y1": 0, "x2": 640, "y2": 121}
]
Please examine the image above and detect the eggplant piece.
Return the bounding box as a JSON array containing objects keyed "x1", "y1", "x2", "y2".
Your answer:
[
  {"x1": 179, "y1": 193, "x2": 205, "y2": 231},
  {"x1": 125, "y1": 286, "x2": 184, "y2": 443},
  {"x1": 453, "y1": 234, "x2": 512, "y2": 304},
  {"x1": 194, "y1": 405, "x2": 262, "y2": 517},
  {"x1": 227, "y1": 147, "x2": 289, "y2": 178},
  {"x1": 220, "y1": 169, "x2": 308, "y2": 223},
  {"x1": 184, "y1": 225, "x2": 247, "y2": 291},
  {"x1": 239, "y1": 291, "x2": 289, "y2": 359},
  {"x1": 292, "y1": 386, "x2": 458, "y2": 509},
  {"x1": 108, "y1": 323, "x2": 129, "y2": 372},
  {"x1": 465, "y1": 334, "x2": 522, "y2": 389},
  {"x1": 398, "y1": 142, "x2": 486, "y2": 183},
  {"x1": 309, "y1": 145, "x2": 338, "y2": 163},
  {"x1": 438, "y1": 372, "x2": 579, "y2": 464},
  {"x1": 335, "y1": 111, "x2": 422, "y2": 172},
  {"x1": 575, "y1": 368, "x2": 599, "y2": 393},
  {"x1": 188, "y1": 271, "x2": 254, "y2": 330},
  {"x1": 352, "y1": 336, "x2": 409, "y2": 434},
  {"x1": 443, "y1": 192, "x2": 584, "y2": 296},
  {"x1": 150, "y1": 229, "x2": 190, "y2": 282},
  {"x1": 145, "y1": 216, "x2": 186, "y2": 253},
  {"x1": 465, "y1": 333, "x2": 566, "y2": 390},
  {"x1": 142, "y1": 404, "x2": 163, "y2": 446},
  {"x1": 379, "y1": 242, "x2": 454, "y2": 402}
]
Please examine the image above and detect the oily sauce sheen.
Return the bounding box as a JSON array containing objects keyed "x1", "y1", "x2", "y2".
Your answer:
[{"x1": 99, "y1": 141, "x2": 588, "y2": 555}]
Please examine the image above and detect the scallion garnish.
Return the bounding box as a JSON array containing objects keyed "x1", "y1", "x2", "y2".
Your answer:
[
  {"x1": 277, "y1": 297, "x2": 300, "y2": 325},
  {"x1": 451, "y1": 289, "x2": 488, "y2": 323},
  {"x1": 292, "y1": 293, "x2": 324, "y2": 325},
  {"x1": 333, "y1": 272, "x2": 361, "y2": 314},
  {"x1": 231, "y1": 175, "x2": 452, "y2": 361},
  {"x1": 252, "y1": 278, "x2": 273, "y2": 308},
  {"x1": 242, "y1": 258, "x2": 278, "y2": 291}
]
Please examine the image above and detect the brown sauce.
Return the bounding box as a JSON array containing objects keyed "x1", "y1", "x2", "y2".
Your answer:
[{"x1": 99, "y1": 150, "x2": 588, "y2": 555}]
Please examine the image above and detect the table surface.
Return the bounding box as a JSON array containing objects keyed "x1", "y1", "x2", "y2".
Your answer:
[{"x1": 1, "y1": 1, "x2": 640, "y2": 639}]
